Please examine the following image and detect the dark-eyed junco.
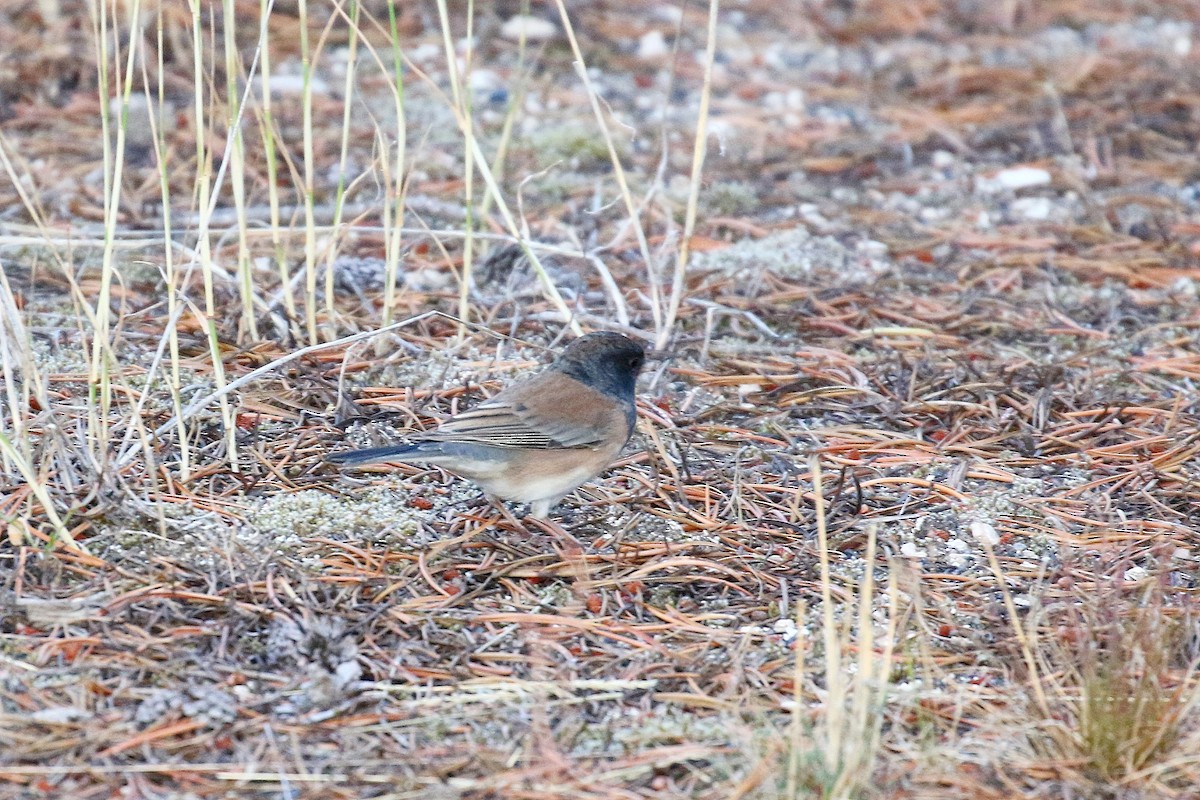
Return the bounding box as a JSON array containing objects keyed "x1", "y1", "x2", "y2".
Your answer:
[{"x1": 327, "y1": 331, "x2": 647, "y2": 519}]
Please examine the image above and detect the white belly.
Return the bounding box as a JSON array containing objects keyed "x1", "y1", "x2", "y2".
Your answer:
[{"x1": 473, "y1": 461, "x2": 598, "y2": 503}]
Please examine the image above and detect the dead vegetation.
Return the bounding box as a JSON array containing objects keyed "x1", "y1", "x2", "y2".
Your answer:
[{"x1": 2, "y1": 1, "x2": 1200, "y2": 798}]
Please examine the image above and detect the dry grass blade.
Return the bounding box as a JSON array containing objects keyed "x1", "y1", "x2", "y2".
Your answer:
[{"x1": 5, "y1": 2, "x2": 1200, "y2": 798}]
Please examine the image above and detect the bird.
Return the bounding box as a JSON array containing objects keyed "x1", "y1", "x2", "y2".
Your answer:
[{"x1": 327, "y1": 331, "x2": 647, "y2": 519}]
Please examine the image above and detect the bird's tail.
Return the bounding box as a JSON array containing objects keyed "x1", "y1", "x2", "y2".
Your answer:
[{"x1": 325, "y1": 443, "x2": 427, "y2": 465}]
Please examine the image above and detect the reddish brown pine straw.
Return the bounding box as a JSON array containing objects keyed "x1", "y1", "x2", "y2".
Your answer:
[{"x1": 3, "y1": 1, "x2": 1200, "y2": 798}]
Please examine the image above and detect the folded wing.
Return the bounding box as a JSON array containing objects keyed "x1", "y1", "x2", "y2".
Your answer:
[{"x1": 421, "y1": 374, "x2": 619, "y2": 450}]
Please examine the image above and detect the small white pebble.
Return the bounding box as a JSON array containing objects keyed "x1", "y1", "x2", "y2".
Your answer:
[
  {"x1": 737, "y1": 384, "x2": 762, "y2": 405},
  {"x1": 900, "y1": 541, "x2": 926, "y2": 558},
  {"x1": 500, "y1": 14, "x2": 558, "y2": 41},
  {"x1": 763, "y1": 91, "x2": 787, "y2": 111},
  {"x1": 31, "y1": 707, "x2": 91, "y2": 724},
  {"x1": 410, "y1": 43, "x2": 440, "y2": 62},
  {"x1": 258, "y1": 73, "x2": 329, "y2": 96},
  {"x1": 798, "y1": 203, "x2": 830, "y2": 228},
  {"x1": 977, "y1": 166, "x2": 1051, "y2": 193},
  {"x1": 931, "y1": 150, "x2": 956, "y2": 169},
  {"x1": 856, "y1": 239, "x2": 889, "y2": 258},
  {"x1": 335, "y1": 661, "x2": 363, "y2": 687},
  {"x1": 970, "y1": 521, "x2": 999, "y2": 547},
  {"x1": 638, "y1": 30, "x2": 670, "y2": 59},
  {"x1": 772, "y1": 618, "x2": 797, "y2": 636},
  {"x1": 468, "y1": 69, "x2": 502, "y2": 94},
  {"x1": 1171, "y1": 277, "x2": 1198, "y2": 298},
  {"x1": 1011, "y1": 196, "x2": 1054, "y2": 221},
  {"x1": 1123, "y1": 565, "x2": 1149, "y2": 583}
]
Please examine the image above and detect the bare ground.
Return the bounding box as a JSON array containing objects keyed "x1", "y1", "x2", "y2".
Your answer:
[{"x1": 3, "y1": 2, "x2": 1200, "y2": 798}]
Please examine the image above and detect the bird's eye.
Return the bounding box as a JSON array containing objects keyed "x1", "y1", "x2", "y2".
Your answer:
[{"x1": 630, "y1": 355, "x2": 644, "y2": 370}]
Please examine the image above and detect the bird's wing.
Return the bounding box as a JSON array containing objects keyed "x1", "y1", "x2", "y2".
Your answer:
[{"x1": 421, "y1": 372, "x2": 623, "y2": 450}]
